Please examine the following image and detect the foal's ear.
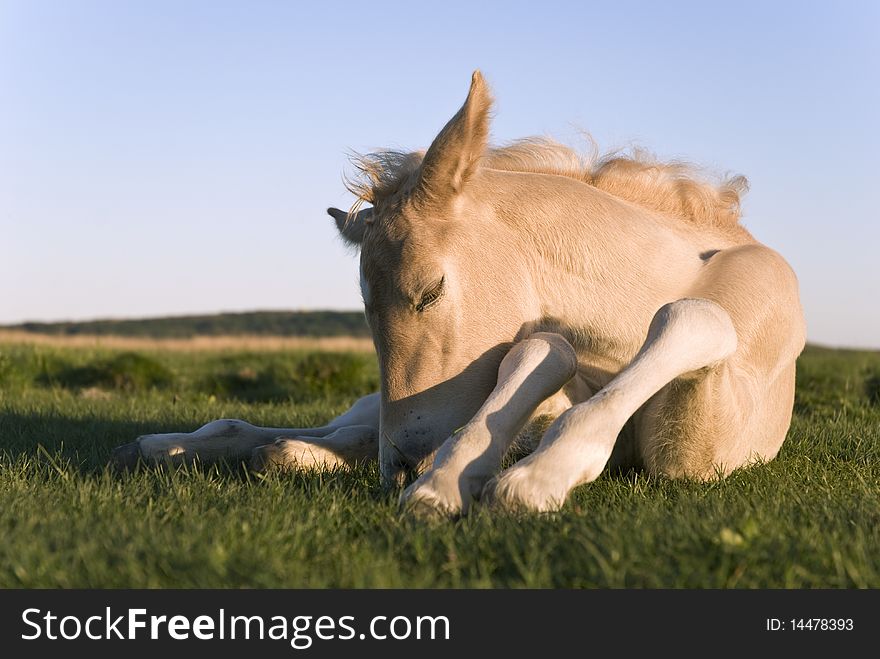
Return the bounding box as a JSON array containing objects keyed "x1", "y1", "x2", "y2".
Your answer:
[
  {"x1": 328, "y1": 207, "x2": 373, "y2": 246},
  {"x1": 417, "y1": 70, "x2": 493, "y2": 200}
]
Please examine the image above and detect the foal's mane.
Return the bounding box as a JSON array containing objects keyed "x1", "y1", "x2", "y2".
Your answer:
[{"x1": 347, "y1": 137, "x2": 748, "y2": 230}]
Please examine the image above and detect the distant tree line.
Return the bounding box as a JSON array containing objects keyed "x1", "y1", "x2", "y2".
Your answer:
[{"x1": 6, "y1": 311, "x2": 370, "y2": 338}]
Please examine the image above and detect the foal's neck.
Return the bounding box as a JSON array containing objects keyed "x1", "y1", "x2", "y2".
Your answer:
[{"x1": 490, "y1": 171, "x2": 730, "y2": 363}]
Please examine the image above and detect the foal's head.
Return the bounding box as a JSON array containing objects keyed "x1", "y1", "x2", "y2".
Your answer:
[{"x1": 328, "y1": 72, "x2": 535, "y2": 486}]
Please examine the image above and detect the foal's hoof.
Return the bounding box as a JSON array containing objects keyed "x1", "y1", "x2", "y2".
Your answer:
[
  {"x1": 400, "y1": 496, "x2": 456, "y2": 523},
  {"x1": 110, "y1": 441, "x2": 143, "y2": 471},
  {"x1": 399, "y1": 485, "x2": 460, "y2": 522},
  {"x1": 250, "y1": 442, "x2": 284, "y2": 473},
  {"x1": 481, "y1": 469, "x2": 566, "y2": 514}
]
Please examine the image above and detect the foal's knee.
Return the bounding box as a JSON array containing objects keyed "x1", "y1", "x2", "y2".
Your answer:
[
  {"x1": 648, "y1": 299, "x2": 738, "y2": 374},
  {"x1": 499, "y1": 332, "x2": 577, "y2": 386}
]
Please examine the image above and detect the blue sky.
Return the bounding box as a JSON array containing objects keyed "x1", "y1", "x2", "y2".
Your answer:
[{"x1": 1, "y1": 1, "x2": 877, "y2": 347}]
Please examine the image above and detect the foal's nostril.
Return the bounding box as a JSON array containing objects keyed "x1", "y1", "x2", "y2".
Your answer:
[
  {"x1": 380, "y1": 423, "x2": 447, "y2": 488},
  {"x1": 382, "y1": 452, "x2": 437, "y2": 490}
]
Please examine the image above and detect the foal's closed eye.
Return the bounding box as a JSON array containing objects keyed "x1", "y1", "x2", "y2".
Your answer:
[{"x1": 416, "y1": 277, "x2": 445, "y2": 312}]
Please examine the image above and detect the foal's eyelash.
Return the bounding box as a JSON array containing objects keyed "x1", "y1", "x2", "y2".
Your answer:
[{"x1": 415, "y1": 277, "x2": 445, "y2": 312}]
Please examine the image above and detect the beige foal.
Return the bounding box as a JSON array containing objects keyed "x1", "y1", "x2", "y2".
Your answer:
[{"x1": 113, "y1": 71, "x2": 805, "y2": 519}]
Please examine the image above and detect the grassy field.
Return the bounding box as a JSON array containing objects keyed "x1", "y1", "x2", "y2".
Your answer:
[{"x1": 0, "y1": 337, "x2": 878, "y2": 588}]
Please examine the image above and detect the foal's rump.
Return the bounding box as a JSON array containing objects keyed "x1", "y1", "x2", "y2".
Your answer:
[
  {"x1": 693, "y1": 243, "x2": 806, "y2": 371},
  {"x1": 633, "y1": 244, "x2": 805, "y2": 479}
]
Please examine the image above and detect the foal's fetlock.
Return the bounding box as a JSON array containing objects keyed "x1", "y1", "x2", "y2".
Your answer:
[
  {"x1": 138, "y1": 434, "x2": 189, "y2": 463},
  {"x1": 111, "y1": 435, "x2": 187, "y2": 470},
  {"x1": 250, "y1": 438, "x2": 341, "y2": 473}
]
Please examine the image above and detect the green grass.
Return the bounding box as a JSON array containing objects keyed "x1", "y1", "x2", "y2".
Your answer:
[{"x1": 0, "y1": 342, "x2": 878, "y2": 588}]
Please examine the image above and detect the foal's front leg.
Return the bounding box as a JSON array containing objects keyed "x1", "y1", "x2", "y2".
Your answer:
[
  {"x1": 400, "y1": 333, "x2": 577, "y2": 518},
  {"x1": 483, "y1": 298, "x2": 738, "y2": 512},
  {"x1": 111, "y1": 393, "x2": 380, "y2": 469}
]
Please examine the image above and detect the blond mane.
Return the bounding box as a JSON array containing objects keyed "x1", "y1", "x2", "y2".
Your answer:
[{"x1": 347, "y1": 137, "x2": 748, "y2": 230}]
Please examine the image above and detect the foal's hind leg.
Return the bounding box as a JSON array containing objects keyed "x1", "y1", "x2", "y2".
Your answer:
[
  {"x1": 483, "y1": 299, "x2": 738, "y2": 512},
  {"x1": 250, "y1": 424, "x2": 378, "y2": 472},
  {"x1": 111, "y1": 393, "x2": 380, "y2": 468},
  {"x1": 639, "y1": 244, "x2": 805, "y2": 478}
]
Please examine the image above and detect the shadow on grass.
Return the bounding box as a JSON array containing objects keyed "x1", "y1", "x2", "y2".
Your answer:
[
  {"x1": 0, "y1": 409, "x2": 394, "y2": 503},
  {"x1": 0, "y1": 409, "x2": 199, "y2": 474}
]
